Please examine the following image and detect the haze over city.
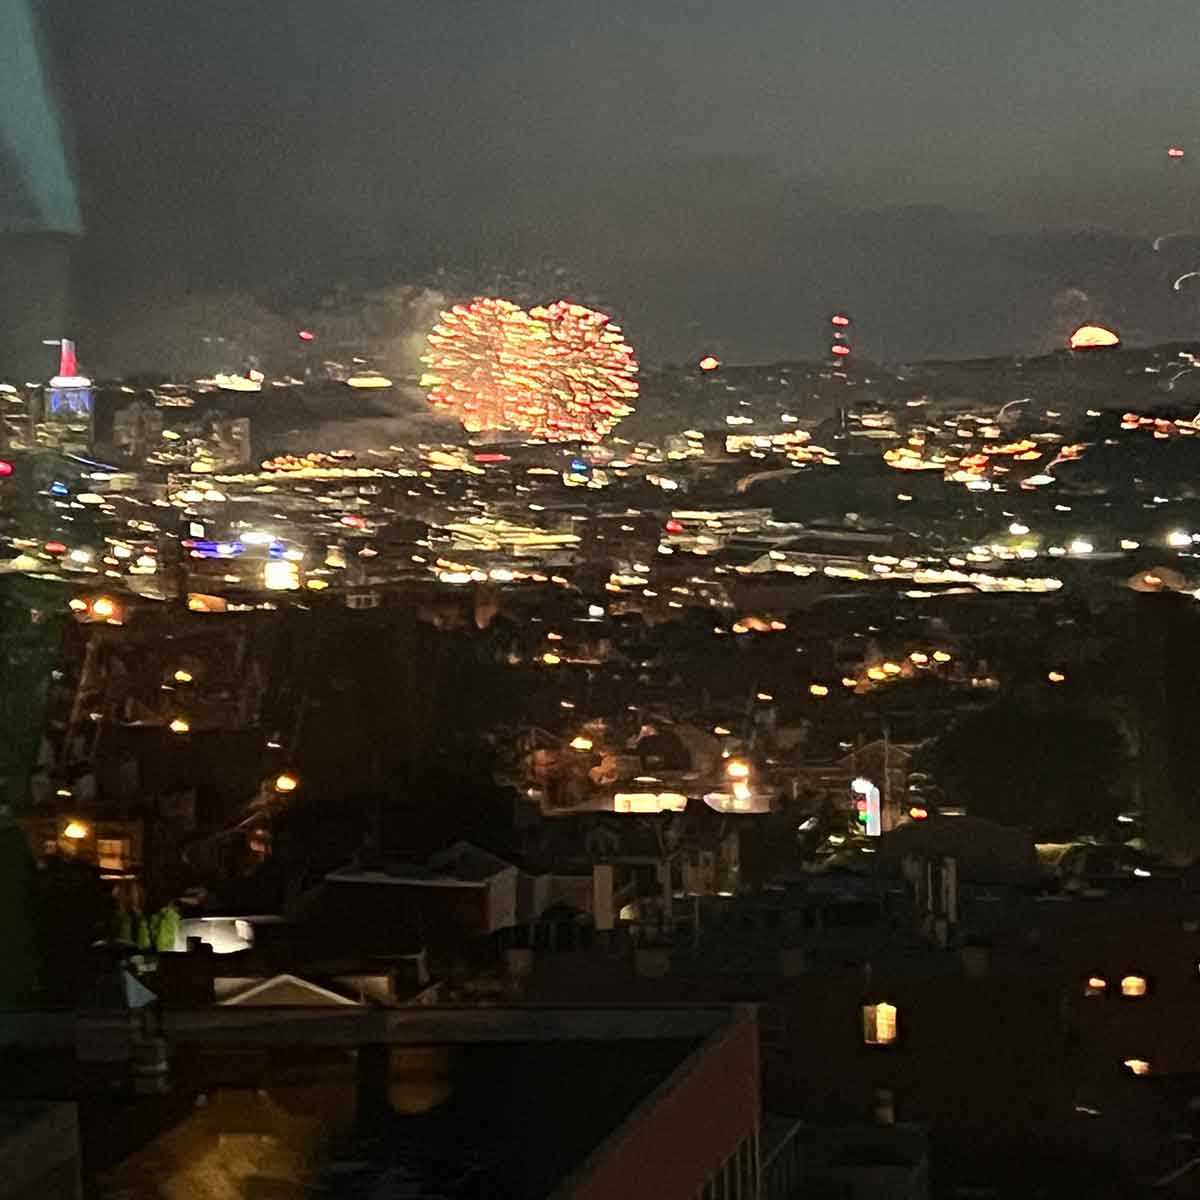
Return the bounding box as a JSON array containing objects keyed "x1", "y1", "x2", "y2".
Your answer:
[
  {"x1": 13, "y1": 0, "x2": 1200, "y2": 362},
  {"x1": 7, "y1": 4, "x2": 1200, "y2": 1199}
]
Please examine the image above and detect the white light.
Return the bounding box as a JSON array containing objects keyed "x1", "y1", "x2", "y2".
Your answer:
[
  {"x1": 1168, "y1": 530, "x2": 1192, "y2": 548},
  {"x1": 1008, "y1": 522, "x2": 1029, "y2": 536},
  {"x1": 263, "y1": 560, "x2": 300, "y2": 591},
  {"x1": 1068, "y1": 539, "x2": 1093, "y2": 555},
  {"x1": 241, "y1": 531, "x2": 274, "y2": 545}
]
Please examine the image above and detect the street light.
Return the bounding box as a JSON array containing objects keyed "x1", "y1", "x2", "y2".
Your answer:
[
  {"x1": 274, "y1": 773, "x2": 299, "y2": 793},
  {"x1": 62, "y1": 820, "x2": 89, "y2": 840},
  {"x1": 169, "y1": 717, "x2": 190, "y2": 734}
]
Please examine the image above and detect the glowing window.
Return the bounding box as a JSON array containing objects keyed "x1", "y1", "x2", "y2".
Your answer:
[
  {"x1": 1121, "y1": 975, "x2": 1147, "y2": 998},
  {"x1": 97, "y1": 839, "x2": 129, "y2": 870},
  {"x1": 863, "y1": 1002, "x2": 897, "y2": 1045}
]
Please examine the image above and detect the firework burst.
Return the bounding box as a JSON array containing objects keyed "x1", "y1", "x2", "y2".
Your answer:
[{"x1": 421, "y1": 297, "x2": 638, "y2": 441}]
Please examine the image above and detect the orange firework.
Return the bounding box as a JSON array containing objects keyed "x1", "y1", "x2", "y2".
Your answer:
[{"x1": 421, "y1": 297, "x2": 638, "y2": 442}]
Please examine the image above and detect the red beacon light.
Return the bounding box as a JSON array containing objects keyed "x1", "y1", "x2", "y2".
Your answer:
[
  {"x1": 1168, "y1": 147, "x2": 1186, "y2": 159},
  {"x1": 831, "y1": 344, "x2": 852, "y2": 357},
  {"x1": 0, "y1": 460, "x2": 12, "y2": 477},
  {"x1": 44, "y1": 541, "x2": 66, "y2": 554},
  {"x1": 664, "y1": 518, "x2": 685, "y2": 534},
  {"x1": 831, "y1": 314, "x2": 851, "y2": 327},
  {"x1": 297, "y1": 330, "x2": 315, "y2": 342}
]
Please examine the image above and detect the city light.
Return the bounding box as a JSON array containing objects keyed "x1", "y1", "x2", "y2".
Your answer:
[
  {"x1": 169, "y1": 718, "x2": 190, "y2": 734},
  {"x1": 263, "y1": 560, "x2": 301, "y2": 590},
  {"x1": 173, "y1": 669, "x2": 193, "y2": 684},
  {"x1": 62, "y1": 820, "x2": 89, "y2": 840},
  {"x1": 274, "y1": 773, "x2": 299, "y2": 793},
  {"x1": 698, "y1": 355, "x2": 720, "y2": 371},
  {"x1": 569, "y1": 736, "x2": 594, "y2": 752},
  {"x1": 91, "y1": 597, "x2": 118, "y2": 620},
  {"x1": 725, "y1": 759, "x2": 751, "y2": 781}
]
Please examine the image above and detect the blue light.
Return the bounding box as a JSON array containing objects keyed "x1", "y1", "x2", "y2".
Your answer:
[
  {"x1": 49, "y1": 481, "x2": 69, "y2": 496},
  {"x1": 187, "y1": 538, "x2": 244, "y2": 559}
]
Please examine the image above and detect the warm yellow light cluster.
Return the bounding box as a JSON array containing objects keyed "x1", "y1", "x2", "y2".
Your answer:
[{"x1": 422, "y1": 298, "x2": 639, "y2": 442}]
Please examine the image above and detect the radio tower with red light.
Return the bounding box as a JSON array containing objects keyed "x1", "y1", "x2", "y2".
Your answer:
[{"x1": 829, "y1": 313, "x2": 852, "y2": 367}]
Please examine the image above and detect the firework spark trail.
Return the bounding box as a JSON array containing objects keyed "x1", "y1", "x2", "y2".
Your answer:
[{"x1": 421, "y1": 297, "x2": 638, "y2": 442}]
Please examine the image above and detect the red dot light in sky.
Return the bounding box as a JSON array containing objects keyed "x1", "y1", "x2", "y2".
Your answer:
[
  {"x1": 1168, "y1": 147, "x2": 1186, "y2": 158},
  {"x1": 831, "y1": 344, "x2": 852, "y2": 357},
  {"x1": 831, "y1": 314, "x2": 851, "y2": 327},
  {"x1": 297, "y1": 330, "x2": 315, "y2": 341}
]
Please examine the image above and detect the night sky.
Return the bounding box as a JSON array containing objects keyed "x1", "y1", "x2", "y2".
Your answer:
[{"x1": 47, "y1": 0, "x2": 1200, "y2": 361}]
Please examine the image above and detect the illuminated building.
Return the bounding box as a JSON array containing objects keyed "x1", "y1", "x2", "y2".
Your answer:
[{"x1": 36, "y1": 340, "x2": 94, "y2": 452}]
